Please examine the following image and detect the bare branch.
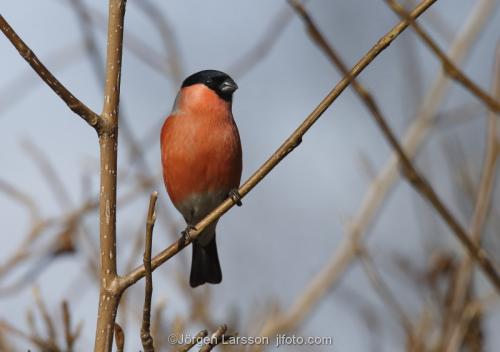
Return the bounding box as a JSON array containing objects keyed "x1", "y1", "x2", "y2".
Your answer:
[
  {"x1": 293, "y1": 0, "x2": 500, "y2": 290},
  {"x1": 0, "y1": 15, "x2": 100, "y2": 128},
  {"x1": 93, "y1": 0, "x2": 127, "y2": 351},
  {"x1": 385, "y1": 0, "x2": 500, "y2": 113},
  {"x1": 253, "y1": 0, "x2": 495, "y2": 340},
  {"x1": 444, "y1": 45, "x2": 500, "y2": 352},
  {"x1": 446, "y1": 291, "x2": 498, "y2": 351},
  {"x1": 22, "y1": 140, "x2": 73, "y2": 210},
  {"x1": 114, "y1": 323, "x2": 125, "y2": 352},
  {"x1": 176, "y1": 329, "x2": 208, "y2": 352},
  {"x1": 68, "y1": 0, "x2": 106, "y2": 82},
  {"x1": 0, "y1": 42, "x2": 86, "y2": 117},
  {"x1": 357, "y1": 247, "x2": 414, "y2": 338},
  {"x1": 141, "y1": 192, "x2": 158, "y2": 352},
  {"x1": 0, "y1": 319, "x2": 58, "y2": 352},
  {"x1": 67, "y1": 0, "x2": 181, "y2": 250},
  {"x1": 229, "y1": 5, "x2": 293, "y2": 79},
  {"x1": 133, "y1": 0, "x2": 184, "y2": 83},
  {"x1": 0, "y1": 178, "x2": 39, "y2": 223},
  {"x1": 85, "y1": 6, "x2": 171, "y2": 79},
  {"x1": 62, "y1": 301, "x2": 75, "y2": 352},
  {"x1": 33, "y1": 287, "x2": 57, "y2": 346},
  {"x1": 199, "y1": 325, "x2": 227, "y2": 352}
]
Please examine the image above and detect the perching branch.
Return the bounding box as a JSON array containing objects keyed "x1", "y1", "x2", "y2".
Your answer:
[
  {"x1": 119, "y1": 0, "x2": 438, "y2": 290},
  {"x1": 253, "y1": 0, "x2": 495, "y2": 342},
  {"x1": 0, "y1": 15, "x2": 101, "y2": 128},
  {"x1": 290, "y1": 0, "x2": 500, "y2": 292},
  {"x1": 384, "y1": 0, "x2": 500, "y2": 113},
  {"x1": 141, "y1": 192, "x2": 158, "y2": 352}
]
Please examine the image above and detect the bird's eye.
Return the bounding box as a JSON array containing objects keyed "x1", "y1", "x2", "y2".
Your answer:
[{"x1": 205, "y1": 79, "x2": 213, "y2": 85}]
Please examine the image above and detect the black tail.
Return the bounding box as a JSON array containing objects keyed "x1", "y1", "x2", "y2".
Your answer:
[{"x1": 190, "y1": 235, "x2": 222, "y2": 287}]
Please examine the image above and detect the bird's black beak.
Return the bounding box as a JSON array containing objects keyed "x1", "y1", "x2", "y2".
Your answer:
[{"x1": 219, "y1": 78, "x2": 238, "y2": 94}]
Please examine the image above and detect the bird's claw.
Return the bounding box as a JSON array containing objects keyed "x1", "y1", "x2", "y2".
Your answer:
[
  {"x1": 229, "y1": 189, "x2": 242, "y2": 206},
  {"x1": 182, "y1": 225, "x2": 196, "y2": 243}
]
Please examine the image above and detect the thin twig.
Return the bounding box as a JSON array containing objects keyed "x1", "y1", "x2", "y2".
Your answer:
[
  {"x1": 0, "y1": 199, "x2": 94, "y2": 286},
  {"x1": 444, "y1": 45, "x2": 500, "y2": 352},
  {"x1": 385, "y1": 0, "x2": 500, "y2": 113},
  {"x1": 150, "y1": 300, "x2": 167, "y2": 350},
  {"x1": 253, "y1": 0, "x2": 495, "y2": 342},
  {"x1": 0, "y1": 170, "x2": 159, "y2": 293},
  {"x1": 0, "y1": 320, "x2": 58, "y2": 352},
  {"x1": 22, "y1": 140, "x2": 73, "y2": 210},
  {"x1": 66, "y1": 0, "x2": 181, "y2": 248},
  {"x1": 0, "y1": 15, "x2": 100, "y2": 128},
  {"x1": 404, "y1": 0, "x2": 454, "y2": 41},
  {"x1": 33, "y1": 287, "x2": 57, "y2": 346},
  {"x1": 199, "y1": 325, "x2": 227, "y2": 352},
  {"x1": 67, "y1": 0, "x2": 182, "y2": 252},
  {"x1": 62, "y1": 301, "x2": 74, "y2": 352},
  {"x1": 120, "y1": 0, "x2": 438, "y2": 290},
  {"x1": 141, "y1": 192, "x2": 158, "y2": 352},
  {"x1": 288, "y1": 1, "x2": 500, "y2": 292},
  {"x1": 0, "y1": 178, "x2": 39, "y2": 223},
  {"x1": 176, "y1": 329, "x2": 208, "y2": 352},
  {"x1": 356, "y1": 246, "x2": 414, "y2": 338},
  {"x1": 446, "y1": 291, "x2": 499, "y2": 351},
  {"x1": 229, "y1": 5, "x2": 294, "y2": 78},
  {"x1": 0, "y1": 41, "x2": 86, "y2": 116},
  {"x1": 68, "y1": 0, "x2": 106, "y2": 81},
  {"x1": 114, "y1": 323, "x2": 125, "y2": 352},
  {"x1": 85, "y1": 6, "x2": 171, "y2": 78},
  {"x1": 133, "y1": 0, "x2": 184, "y2": 84},
  {"x1": 301, "y1": 0, "x2": 500, "y2": 290}
]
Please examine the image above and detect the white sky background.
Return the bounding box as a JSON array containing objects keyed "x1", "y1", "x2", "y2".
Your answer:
[{"x1": 1, "y1": 0, "x2": 500, "y2": 351}]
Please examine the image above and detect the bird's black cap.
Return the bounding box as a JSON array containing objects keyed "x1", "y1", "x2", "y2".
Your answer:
[{"x1": 182, "y1": 70, "x2": 238, "y2": 102}]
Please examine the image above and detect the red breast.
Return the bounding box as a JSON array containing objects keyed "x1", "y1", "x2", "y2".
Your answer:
[{"x1": 160, "y1": 84, "x2": 242, "y2": 208}]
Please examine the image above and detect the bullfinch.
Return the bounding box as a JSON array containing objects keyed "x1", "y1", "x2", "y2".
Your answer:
[{"x1": 160, "y1": 70, "x2": 242, "y2": 287}]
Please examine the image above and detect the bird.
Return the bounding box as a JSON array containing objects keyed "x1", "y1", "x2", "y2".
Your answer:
[{"x1": 161, "y1": 70, "x2": 242, "y2": 288}]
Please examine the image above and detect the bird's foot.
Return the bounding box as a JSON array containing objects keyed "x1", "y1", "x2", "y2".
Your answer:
[
  {"x1": 181, "y1": 224, "x2": 197, "y2": 243},
  {"x1": 228, "y1": 189, "x2": 242, "y2": 206}
]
